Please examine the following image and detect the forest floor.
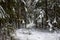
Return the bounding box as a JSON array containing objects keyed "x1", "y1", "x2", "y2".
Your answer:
[{"x1": 11, "y1": 28, "x2": 60, "y2": 40}]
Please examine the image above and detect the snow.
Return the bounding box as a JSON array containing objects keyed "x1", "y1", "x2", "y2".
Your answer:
[
  {"x1": 0, "y1": 5, "x2": 9, "y2": 18},
  {"x1": 24, "y1": 7, "x2": 28, "y2": 12},
  {"x1": 2, "y1": 0, "x2": 5, "y2": 2},
  {"x1": 48, "y1": 22, "x2": 53, "y2": 27},
  {"x1": 58, "y1": 5, "x2": 60, "y2": 7},
  {"x1": 36, "y1": 9, "x2": 45, "y2": 21},
  {"x1": 37, "y1": 18, "x2": 42, "y2": 23},
  {"x1": 46, "y1": 19, "x2": 53, "y2": 31},
  {"x1": 21, "y1": 0, "x2": 26, "y2": 5},
  {"x1": 52, "y1": 17, "x2": 57, "y2": 24},
  {"x1": 0, "y1": 6, "x2": 5, "y2": 18},
  {"x1": 12, "y1": 7, "x2": 15, "y2": 12},
  {"x1": 11, "y1": 28, "x2": 60, "y2": 40},
  {"x1": 26, "y1": 21, "x2": 35, "y2": 29},
  {"x1": 35, "y1": 0, "x2": 39, "y2": 3},
  {"x1": 22, "y1": 20, "x2": 25, "y2": 24}
]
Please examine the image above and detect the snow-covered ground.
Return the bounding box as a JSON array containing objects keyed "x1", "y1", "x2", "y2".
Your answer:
[{"x1": 11, "y1": 28, "x2": 60, "y2": 40}]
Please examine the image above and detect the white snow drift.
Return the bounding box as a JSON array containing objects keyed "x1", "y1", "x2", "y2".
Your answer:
[{"x1": 11, "y1": 28, "x2": 60, "y2": 40}]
